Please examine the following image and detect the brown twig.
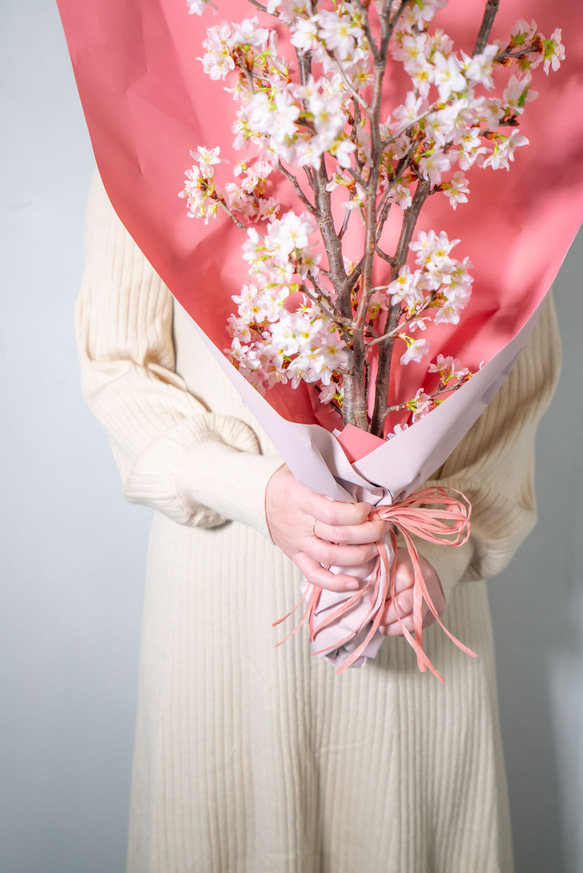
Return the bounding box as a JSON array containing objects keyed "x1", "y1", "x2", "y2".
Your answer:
[
  {"x1": 473, "y1": 0, "x2": 500, "y2": 56},
  {"x1": 277, "y1": 161, "x2": 318, "y2": 216},
  {"x1": 370, "y1": 179, "x2": 429, "y2": 434},
  {"x1": 247, "y1": 0, "x2": 268, "y2": 13}
]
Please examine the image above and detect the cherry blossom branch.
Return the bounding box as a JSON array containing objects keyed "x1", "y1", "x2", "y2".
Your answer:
[
  {"x1": 366, "y1": 292, "x2": 435, "y2": 349},
  {"x1": 342, "y1": 43, "x2": 390, "y2": 429},
  {"x1": 352, "y1": 1, "x2": 380, "y2": 61},
  {"x1": 183, "y1": 0, "x2": 563, "y2": 434},
  {"x1": 473, "y1": 0, "x2": 500, "y2": 56},
  {"x1": 325, "y1": 49, "x2": 370, "y2": 109},
  {"x1": 217, "y1": 197, "x2": 253, "y2": 231},
  {"x1": 381, "y1": 103, "x2": 439, "y2": 149},
  {"x1": 246, "y1": 0, "x2": 268, "y2": 13},
  {"x1": 393, "y1": 179, "x2": 430, "y2": 264},
  {"x1": 385, "y1": 376, "x2": 471, "y2": 418},
  {"x1": 365, "y1": 293, "x2": 435, "y2": 349},
  {"x1": 293, "y1": 46, "x2": 350, "y2": 316},
  {"x1": 301, "y1": 281, "x2": 352, "y2": 334},
  {"x1": 338, "y1": 196, "x2": 355, "y2": 240},
  {"x1": 277, "y1": 161, "x2": 318, "y2": 216},
  {"x1": 384, "y1": 0, "x2": 415, "y2": 48},
  {"x1": 374, "y1": 245, "x2": 397, "y2": 268},
  {"x1": 370, "y1": 179, "x2": 430, "y2": 434}
]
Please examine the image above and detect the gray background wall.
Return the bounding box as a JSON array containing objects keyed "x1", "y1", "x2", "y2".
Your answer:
[{"x1": 1, "y1": 2, "x2": 581, "y2": 871}]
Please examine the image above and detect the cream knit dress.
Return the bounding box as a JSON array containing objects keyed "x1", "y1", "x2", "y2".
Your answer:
[{"x1": 76, "y1": 173, "x2": 561, "y2": 873}]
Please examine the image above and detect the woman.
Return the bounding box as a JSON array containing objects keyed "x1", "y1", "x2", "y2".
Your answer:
[{"x1": 76, "y1": 170, "x2": 560, "y2": 873}]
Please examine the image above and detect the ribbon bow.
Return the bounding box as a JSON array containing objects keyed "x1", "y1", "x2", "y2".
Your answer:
[{"x1": 274, "y1": 486, "x2": 475, "y2": 683}]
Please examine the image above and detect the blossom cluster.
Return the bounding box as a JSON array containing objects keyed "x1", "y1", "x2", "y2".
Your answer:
[
  {"x1": 181, "y1": 0, "x2": 564, "y2": 432},
  {"x1": 227, "y1": 211, "x2": 347, "y2": 401}
]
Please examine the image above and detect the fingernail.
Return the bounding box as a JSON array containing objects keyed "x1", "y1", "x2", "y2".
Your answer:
[{"x1": 346, "y1": 580, "x2": 360, "y2": 590}]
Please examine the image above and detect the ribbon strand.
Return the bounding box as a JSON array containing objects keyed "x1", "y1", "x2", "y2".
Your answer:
[{"x1": 274, "y1": 486, "x2": 476, "y2": 681}]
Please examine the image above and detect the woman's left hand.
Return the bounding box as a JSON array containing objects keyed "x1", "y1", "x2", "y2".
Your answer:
[{"x1": 379, "y1": 548, "x2": 445, "y2": 637}]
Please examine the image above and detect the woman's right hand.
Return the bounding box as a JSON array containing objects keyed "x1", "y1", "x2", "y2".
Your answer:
[{"x1": 265, "y1": 464, "x2": 389, "y2": 592}]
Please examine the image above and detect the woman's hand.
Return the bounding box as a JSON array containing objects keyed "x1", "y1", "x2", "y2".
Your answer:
[
  {"x1": 265, "y1": 464, "x2": 389, "y2": 592},
  {"x1": 379, "y1": 548, "x2": 445, "y2": 637}
]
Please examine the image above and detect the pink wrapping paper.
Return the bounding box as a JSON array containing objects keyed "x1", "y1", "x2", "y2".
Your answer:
[{"x1": 57, "y1": 0, "x2": 583, "y2": 672}]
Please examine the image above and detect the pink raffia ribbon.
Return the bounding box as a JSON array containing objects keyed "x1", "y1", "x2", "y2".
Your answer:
[{"x1": 274, "y1": 487, "x2": 476, "y2": 682}]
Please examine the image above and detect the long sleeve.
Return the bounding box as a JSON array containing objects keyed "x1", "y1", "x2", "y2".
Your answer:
[
  {"x1": 75, "y1": 172, "x2": 283, "y2": 536},
  {"x1": 415, "y1": 291, "x2": 562, "y2": 600}
]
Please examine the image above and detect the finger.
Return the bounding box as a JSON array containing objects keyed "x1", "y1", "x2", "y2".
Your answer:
[
  {"x1": 294, "y1": 553, "x2": 361, "y2": 593},
  {"x1": 306, "y1": 537, "x2": 379, "y2": 568},
  {"x1": 381, "y1": 589, "x2": 414, "y2": 626},
  {"x1": 381, "y1": 614, "x2": 416, "y2": 636},
  {"x1": 314, "y1": 517, "x2": 388, "y2": 546},
  {"x1": 307, "y1": 494, "x2": 372, "y2": 528},
  {"x1": 394, "y1": 560, "x2": 415, "y2": 592}
]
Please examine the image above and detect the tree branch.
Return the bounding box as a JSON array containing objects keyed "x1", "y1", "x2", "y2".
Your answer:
[
  {"x1": 277, "y1": 161, "x2": 318, "y2": 215},
  {"x1": 247, "y1": 0, "x2": 268, "y2": 13},
  {"x1": 369, "y1": 179, "x2": 430, "y2": 434},
  {"x1": 473, "y1": 0, "x2": 500, "y2": 56}
]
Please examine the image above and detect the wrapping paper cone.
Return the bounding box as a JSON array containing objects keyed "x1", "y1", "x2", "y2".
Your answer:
[{"x1": 57, "y1": 0, "x2": 583, "y2": 673}]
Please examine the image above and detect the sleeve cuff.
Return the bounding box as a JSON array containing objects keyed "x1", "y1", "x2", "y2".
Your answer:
[
  {"x1": 123, "y1": 411, "x2": 283, "y2": 535},
  {"x1": 179, "y1": 439, "x2": 284, "y2": 539},
  {"x1": 413, "y1": 537, "x2": 475, "y2": 604}
]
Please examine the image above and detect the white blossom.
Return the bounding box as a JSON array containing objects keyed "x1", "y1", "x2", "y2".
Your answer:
[
  {"x1": 186, "y1": 0, "x2": 212, "y2": 15},
  {"x1": 318, "y1": 8, "x2": 364, "y2": 62},
  {"x1": 432, "y1": 52, "x2": 467, "y2": 102},
  {"x1": 442, "y1": 171, "x2": 469, "y2": 209},
  {"x1": 429, "y1": 354, "x2": 470, "y2": 382},
  {"x1": 503, "y1": 74, "x2": 538, "y2": 115},
  {"x1": 231, "y1": 18, "x2": 269, "y2": 49},
  {"x1": 418, "y1": 149, "x2": 454, "y2": 187},
  {"x1": 407, "y1": 389, "x2": 434, "y2": 423},
  {"x1": 400, "y1": 336, "x2": 430, "y2": 366},
  {"x1": 483, "y1": 130, "x2": 529, "y2": 171},
  {"x1": 290, "y1": 17, "x2": 320, "y2": 54},
  {"x1": 464, "y1": 45, "x2": 497, "y2": 90},
  {"x1": 192, "y1": 145, "x2": 222, "y2": 179},
  {"x1": 200, "y1": 22, "x2": 234, "y2": 80}
]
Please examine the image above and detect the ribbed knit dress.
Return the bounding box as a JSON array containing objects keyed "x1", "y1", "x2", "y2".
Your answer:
[{"x1": 76, "y1": 173, "x2": 561, "y2": 873}]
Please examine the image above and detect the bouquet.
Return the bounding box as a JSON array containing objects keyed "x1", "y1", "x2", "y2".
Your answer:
[{"x1": 57, "y1": 0, "x2": 583, "y2": 679}]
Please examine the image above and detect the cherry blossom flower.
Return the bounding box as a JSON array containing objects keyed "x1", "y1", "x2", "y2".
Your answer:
[
  {"x1": 406, "y1": 389, "x2": 434, "y2": 423},
  {"x1": 429, "y1": 355, "x2": 470, "y2": 383},
  {"x1": 391, "y1": 33, "x2": 431, "y2": 76},
  {"x1": 418, "y1": 148, "x2": 454, "y2": 187},
  {"x1": 318, "y1": 8, "x2": 365, "y2": 62},
  {"x1": 464, "y1": 44, "x2": 497, "y2": 90},
  {"x1": 393, "y1": 92, "x2": 427, "y2": 127},
  {"x1": 186, "y1": 0, "x2": 211, "y2": 15},
  {"x1": 483, "y1": 130, "x2": 529, "y2": 171},
  {"x1": 503, "y1": 74, "x2": 538, "y2": 116},
  {"x1": 542, "y1": 29, "x2": 565, "y2": 75},
  {"x1": 192, "y1": 145, "x2": 222, "y2": 179},
  {"x1": 387, "y1": 265, "x2": 424, "y2": 308},
  {"x1": 511, "y1": 19, "x2": 538, "y2": 45},
  {"x1": 432, "y1": 52, "x2": 467, "y2": 102},
  {"x1": 399, "y1": 336, "x2": 430, "y2": 365},
  {"x1": 290, "y1": 17, "x2": 320, "y2": 54},
  {"x1": 442, "y1": 171, "x2": 469, "y2": 210},
  {"x1": 387, "y1": 422, "x2": 409, "y2": 440},
  {"x1": 388, "y1": 182, "x2": 413, "y2": 210},
  {"x1": 200, "y1": 22, "x2": 235, "y2": 80},
  {"x1": 266, "y1": 0, "x2": 309, "y2": 25},
  {"x1": 319, "y1": 380, "x2": 342, "y2": 405},
  {"x1": 410, "y1": 230, "x2": 460, "y2": 268}
]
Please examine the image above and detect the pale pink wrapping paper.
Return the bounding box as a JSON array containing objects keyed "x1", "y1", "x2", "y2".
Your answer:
[{"x1": 56, "y1": 0, "x2": 583, "y2": 668}]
